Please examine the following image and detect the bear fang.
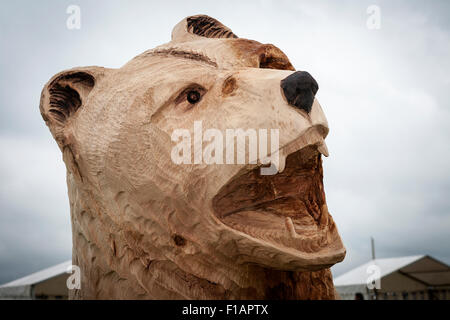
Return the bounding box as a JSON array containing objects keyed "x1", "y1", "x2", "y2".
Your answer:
[{"x1": 182, "y1": 304, "x2": 216, "y2": 317}]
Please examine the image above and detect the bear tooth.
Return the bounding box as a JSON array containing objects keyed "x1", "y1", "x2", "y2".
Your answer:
[
  {"x1": 317, "y1": 142, "x2": 329, "y2": 157},
  {"x1": 285, "y1": 217, "x2": 298, "y2": 238},
  {"x1": 276, "y1": 152, "x2": 287, "y2": 173}
]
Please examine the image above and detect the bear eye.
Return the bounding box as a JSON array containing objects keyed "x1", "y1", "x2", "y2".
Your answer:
[
  {"x1": 187, "y1": 90, "x2": 201, "y2": 104},
  {"x1": 175, "y1": 85, "x2": 206, "y2": 109}
]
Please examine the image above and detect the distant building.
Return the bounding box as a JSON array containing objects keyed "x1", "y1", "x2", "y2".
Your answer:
[
  {"x1": 0, "y1": 261, "x2": 71, "y2": 300},
  {"x1": 335, "y1": 255, "x2": 450, "y2": 300}
]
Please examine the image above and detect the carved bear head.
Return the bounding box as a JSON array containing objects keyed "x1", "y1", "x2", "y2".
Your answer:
[{"x1": 40, "y1": 15, "x2": 345, "y2": 295}]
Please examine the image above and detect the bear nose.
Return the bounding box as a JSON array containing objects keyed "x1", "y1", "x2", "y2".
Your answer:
[{"x1": 280, "y1": 71, "x2": 319, "y2": 113}]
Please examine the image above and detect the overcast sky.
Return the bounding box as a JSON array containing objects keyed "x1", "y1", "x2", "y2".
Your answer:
[{"x1": 0, "y1": 0, "x2": 449, "y2": 284}]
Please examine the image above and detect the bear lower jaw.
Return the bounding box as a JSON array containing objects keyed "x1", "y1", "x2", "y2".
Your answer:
[{"x1": 212, "y1": 145, "x2": 344, "y2": 265}]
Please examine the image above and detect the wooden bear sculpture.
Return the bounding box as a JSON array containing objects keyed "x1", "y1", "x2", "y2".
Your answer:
[{"x1": 40, "y1": 15, "x2": 345, "y2": 299}]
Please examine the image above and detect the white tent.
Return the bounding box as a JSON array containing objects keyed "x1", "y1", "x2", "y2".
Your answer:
[
  {"x1": 0, "y1": 260, "x2": 72, "y2": 300},
  {"x1": 334, "y1": 255, "x2": 450, "y2": 300}
]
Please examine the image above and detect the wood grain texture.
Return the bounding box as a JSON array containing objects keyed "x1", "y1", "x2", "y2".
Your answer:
[{"x1": 40, "y1": 15, "x2": 345, "y2": 300}]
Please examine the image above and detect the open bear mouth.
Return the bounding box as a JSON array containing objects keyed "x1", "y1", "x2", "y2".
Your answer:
[
  {"x1": 212, "y1": 143, "x2": 343, "y2": 259},
  {"x1": 213, "y1": 145, "x2": 326, "y2": 224}
]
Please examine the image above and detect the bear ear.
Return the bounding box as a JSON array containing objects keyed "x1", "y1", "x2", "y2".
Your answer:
[
  {"x1": 172, "y1": 15, "x2": 238, "y2": 42},
  {"x1": 40, "y1": 66, "x2": 106, "y2": 148}
]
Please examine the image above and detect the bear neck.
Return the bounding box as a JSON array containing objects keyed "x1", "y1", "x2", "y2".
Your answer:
[{"x1": 67, "y1": 176, "x2": 337, "y2": 300}]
